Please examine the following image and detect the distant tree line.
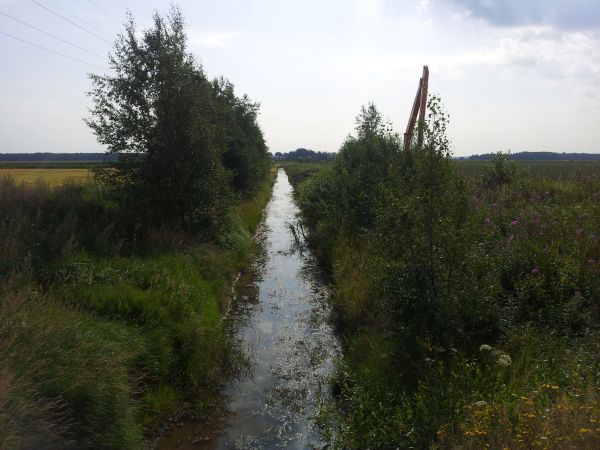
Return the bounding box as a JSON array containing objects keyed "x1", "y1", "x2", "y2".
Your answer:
[
  {"x1": 462, "y1": 151, "x2": 600, "y2": 161},
  {"x1": 87, "y1": 7, "x2": 269, "y2": 235},
  {"x1": 272, "y1": 148, "x2": 336, "y2": 161},
  {"x1": 0, "y1": 153, "x2": 116, "y2": 161}
]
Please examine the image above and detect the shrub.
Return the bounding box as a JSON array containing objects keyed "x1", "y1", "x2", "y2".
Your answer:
[
  {"x1": 295, "y1": 98, "x2": 600, "y2": 448},
  {"x1": 482, "y1": 151, "x2": 517, "y2": 188}
]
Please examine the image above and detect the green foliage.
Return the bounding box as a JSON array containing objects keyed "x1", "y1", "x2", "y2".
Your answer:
[
  {"x1": 51, "y1": 252, "x2": 228, "y2": 395},
  {"x1": 0, "y1": 169, "x2": 275, "y2": 447},
  {"x1": 87, "y1": 7, "x2": 269, "y2": 234},
  {"x1": 2, "y1": 6, "x2": 273, "y2": 447},
  {"x1": 294, "y1": 98, "x2": 600, "y2": 448},
  {"x1": 213, "y1": 78, "x2": 270, "y2": 197},
  {"x1": 0, "y1": 293, "x2": 144, "y2": 450},
  {"x1": 0, "y1": 177, "x2": 127, "y2": 282},
  {"x1": 273, "y1": 148, "x2": 336, "y2": 161},
  {"x1": 0, "y1": 247, "x2": 235, "y2": 449},
  {"x1": 482, "y1": 151, "x2": 517, "y2": 188}
]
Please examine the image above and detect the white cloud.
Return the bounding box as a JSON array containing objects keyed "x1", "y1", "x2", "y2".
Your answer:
[
  {"x1": 443, "y1": 28, "x2": 600, "y2": 84},
  {"x1": 188, "y1": 30, "x2": 244, "y2": 48}
]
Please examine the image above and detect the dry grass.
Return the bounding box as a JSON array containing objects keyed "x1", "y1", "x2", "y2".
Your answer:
[
  {"x1": 441, "y1": 384, "x2": 600, "y2": 449},
  {"x1": 0, "y1": 168, "x2": 91, "y2": 185}
]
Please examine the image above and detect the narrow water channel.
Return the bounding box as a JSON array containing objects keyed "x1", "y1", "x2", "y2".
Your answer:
[{"x1": 159, "y1": 168, "x2": 339, "y2": 449}]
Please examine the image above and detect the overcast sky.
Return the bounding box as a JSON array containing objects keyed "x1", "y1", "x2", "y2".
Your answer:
[{"x1": 1, "y1": 0, "x2": 599, "y2": 155}]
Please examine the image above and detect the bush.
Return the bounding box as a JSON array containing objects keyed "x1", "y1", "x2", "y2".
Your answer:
[
  {"x1": 87, "y1": 8, "x2": 270, "y2": 235},
  {"x1": 482, "y1": 151, "x2": 517, "y2": 188},
  {"x1": 295, "y1": 99, "x2": 600, "y2": 448}
]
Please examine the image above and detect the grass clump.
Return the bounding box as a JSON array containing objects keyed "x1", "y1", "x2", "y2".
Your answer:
[{"x1": 0, "y1": 292, "x2": 143, "y2": 449}]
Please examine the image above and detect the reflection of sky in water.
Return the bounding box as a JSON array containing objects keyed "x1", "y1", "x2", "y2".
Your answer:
[{"x1": 216, "y1": 168, "x2": 340, "y2": 450}]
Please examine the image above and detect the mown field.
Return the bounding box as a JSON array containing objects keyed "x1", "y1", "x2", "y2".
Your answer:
[
  {"x1": 0, "y1": 161, "x2": 100, "y2": 185},
  {"x1": 0, "y1": 168, "x2": 92, "y2": 185}
]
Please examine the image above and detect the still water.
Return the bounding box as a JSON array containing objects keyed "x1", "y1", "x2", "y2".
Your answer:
[{"x1": 159, "y1": 168, "x2": 339, "y2": 449}]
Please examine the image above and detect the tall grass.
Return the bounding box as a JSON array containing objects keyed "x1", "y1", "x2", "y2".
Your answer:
[{"x1": 0, "y1": 169, "x2": 275, "y2": 448}]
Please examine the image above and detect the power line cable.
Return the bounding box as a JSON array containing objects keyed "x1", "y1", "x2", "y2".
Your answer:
[
  {"x1": 30, "y1": 0, "x2": 111, "y2": 44},
  {"x1": 0, "y1": 30, "x2": 106, "y2": 70},
  {"x1": 0, "y1": 10, "x2": 105, "y2": 58},
  {"x1": 44, "y1": 0, "x2": 109, "y2": 36},
  {"x1": 87, "y1": 0, "x2": 121, "y2": 25}
]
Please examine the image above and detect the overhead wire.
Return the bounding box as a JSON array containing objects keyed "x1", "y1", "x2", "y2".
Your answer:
[
  {"x1": 0, "y1": 30, "x2": 107, "y2": 70},
  {"x1": 87, "y1": 0, "x2": 121, "y2": 25},
  {"x1": 0, "y1": 10, "x2": 106, "y2": 59},
  {"x1": 30, "y1": 0, "x2": 112, "y2": 44},
  {"x1": 44, "y1": 0, "x2": 109, "y2": 36}
]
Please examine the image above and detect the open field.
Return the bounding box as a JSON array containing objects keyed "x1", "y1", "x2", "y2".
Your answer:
[
  {"x1": 3, "y1": 160, "x2": 599, "y2": 186},
  {"x1": 0, "y1": 161, "x2": 102, "y2": 169},
  {"x1": 455, "y1": 159, "x2": 600, "y2": 178},
  {"x1": 0, "y1": 168, "x2": 92, "y2": 185}
]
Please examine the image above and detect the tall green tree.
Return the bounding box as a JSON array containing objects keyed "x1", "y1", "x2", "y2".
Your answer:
[
  {"x1": 86, "y1": 7, "x2": 232, "y2": 234},
  {"x1": 212, "y1": 77, "x2": 269, "y2": 197}
]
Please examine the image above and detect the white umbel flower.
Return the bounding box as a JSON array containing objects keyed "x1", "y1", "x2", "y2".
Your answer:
[{"x1": 497, "y1": 354, "x2": 512, "y2": 367}]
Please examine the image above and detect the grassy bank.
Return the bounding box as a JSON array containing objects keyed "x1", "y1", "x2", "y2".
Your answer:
[
  {"x1": 287, "y1": 120, "x2": 600, "y2": 447},
  {"x1": 0, "y1": 169, "x2": 275, "y2": 449}
]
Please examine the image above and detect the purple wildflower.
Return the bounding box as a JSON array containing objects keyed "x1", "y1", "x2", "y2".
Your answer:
[
  {"x1": 511, "y1": 220, "x2": 518, "y2": 227},
  {"x1": 484, "y1": 217, "x2": 491, "y2": 225},
  {"x1": 531, "y1": 267, "x2": 540, "y2": 275}
]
